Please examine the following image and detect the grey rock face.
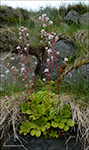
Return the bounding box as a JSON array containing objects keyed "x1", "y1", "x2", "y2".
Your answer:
[
  {"x1": 54, "y1": 39, "x2": 77, "y2": 60},
  {"x1": 0, "y1": 52, "x2": 38, "y2": 89},
  {"x1": 79, "y1": 12, "x2": 89, "y2": 25},
  {"x1": 38, "y1": 39, "x2": 77, "y2": 78},
  {"x1": 64, "y1": 10, "x2": 79, "y2": 24},
  {"x1": 64, "y1": 62, "x2": 89, "y2": 82}
]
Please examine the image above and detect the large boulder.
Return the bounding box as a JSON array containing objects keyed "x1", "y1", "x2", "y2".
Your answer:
[
  {"x1": 38, "y1": 38, "x2": 77, "y2": 78},
  {"x1": 64, "y1": 9, "x2": 79, "y2": 24},
  {"x1": 79, "y1": 12, "x2": 89, "y2": 25},
  {"x1": 0, "y1": 52, "x2": 38, "y2": 89},
  {"x1": 64, "y1": 62, "x2": 89, "y2": 82}
]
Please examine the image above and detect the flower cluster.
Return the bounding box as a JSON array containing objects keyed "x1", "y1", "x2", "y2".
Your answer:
[
  {"x1": 39, "y1": 14, "x2": 59, "y2": 80},
  {"x1": 39, "y1": 14, "x2": 69, "y2": 83},
  {"x1": 19, "y1": 26, "x2": 29, "y2": 40},
  {"x1": 39, "y1": 14, "x2": 58, "y2": 45},
  {"x1": 16, "y1": 26, "x2": 30, "y2": 56}
]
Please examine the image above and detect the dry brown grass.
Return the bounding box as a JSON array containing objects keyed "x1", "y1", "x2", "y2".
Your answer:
[
  {"x1": 54, "y1": 94, "x2": 89, "y2": 149},
  {"x1": 0, "y1": 93, "x2": 24, "y2": 149}
]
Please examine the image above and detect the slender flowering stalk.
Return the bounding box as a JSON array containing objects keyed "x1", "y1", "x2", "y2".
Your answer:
[
  {"x1": 39, "y1": 14, "x2": 69, "y2": 116},
  {"x1": 11, "y1": 66, "x2": 23, "y2": 100},
  {"x1": 16, "y1": 27, "x2": 39, "y2": 116}
]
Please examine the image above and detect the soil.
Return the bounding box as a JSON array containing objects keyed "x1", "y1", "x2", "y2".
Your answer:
[{"x1": 2, "y1": 132, "x2": 83, "y2": 150}]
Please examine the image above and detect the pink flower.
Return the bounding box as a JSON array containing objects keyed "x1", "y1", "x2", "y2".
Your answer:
[
  {"x1": 26, "y1": 33, "x2": 29, "y2": 37},
  {"x1": 42, "y1": 14, "x2": 46, "y2": 17},
  {"x1": 51, "y1": 56, "x2": 54, "y2": 61},
  {"x1": 47, "y1": 58, "x2": 50, "y2": 63},
  {"x1": 11, "y1": 66, "x2": 16, "y2": 70},
  {"x1": 44, "y1": 68, "x2": 49, "y2": 73},
  {"x1": 31, "y1": 83, "x2": 34, "y2": 85},
  {"x1": 45, "y1": 47, "x2": 48, "y2": 50},
  {"x1": 41, "y1": 29, "x2": 45, "y2": 34},
  {"x1": 45, "y1": 17, "x2": 49, "y2": 21},
  {"x1": 56, "y1": 51, "x2": 59, "y2": 55},
  {"x1": 24, "y1": 28, "x2": 27, "y2": 30},
  {"x1": 49, "y1": 20, "x2": 53, "y2": 25},
  {"x1": 44, "y1": 68, "x2": 50, "y2": 76},
  {"x1": 22, "y1": 78, "x2": 25, "y2": 81},
  {"x1": 63, "y1": 58, "x2": 68, "y2": 64},
  {"x1": 42, "y1": 24, "x2": 47, "y2": 28},
  {"x1": 27, "y1": 44, "x2": 29, "y2": 47},
  {"x1": 47, "y1": 49, "x2": 52, "y2": 55},
  {"x1": 21, "y1": 29, "x2": 24, "y2": 32},
  {"x1": 43, "y1": 78, "x2": 46, "y2": 82},
  {"x1": 64, "y1": 58, "x2": 68, "y2": 61},
  {"x1": 16, "y1": 46, "x2": 21, "y2": 49},
  {"x1": 5, "y1": 96, "x2": 10, "y2": 99},
  {"x1": 20, "y1": 54, "x2": 23, "y2": 57},
  {"x1": 19, "y1": 37, "x2": 22, "y2": 40},
  {"x1": 48, "y1": 41, "x2": 51, "y2": 45},
  {"x1": 48, "y1": 34, "x2": 54, "y2": 40},
  {"x1": 21, "y1": 68, "x2": 26, "y2": 74},
  {"x1": 21, "y1": 26, "x2": 24, "y2": 29},
  {"x1": 39, "y1": 16, "x2": 42, "y2": 20},
  {"x1": 19, "y1": 32, "x2": 21, "y2": 35},
  {"x1": 55, "y1": 36, "x2": 58, "y2": 42},
  {"x1": 22, "y1": 91, "x2": 26, "y2": 94},
  {"x1": 24, "y1": 47, "x2": 27, "y2": 51}
]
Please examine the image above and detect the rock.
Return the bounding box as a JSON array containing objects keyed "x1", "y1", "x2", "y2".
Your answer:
[
  {"x1": 79, "y1": 12, "x2": 89, "y2": 25},
  {"x1": 64, "y1": 62, "x2": 89, "y2": 82},
  {"x1": 64, "y1": 9, "x2": 79, "y2": 24},
  {"x1": 38, "y1": 39, "x2": 77, "y2": 78},
  {"x1": 0, "y1": 52, "x2": 38, "y2": 89}
]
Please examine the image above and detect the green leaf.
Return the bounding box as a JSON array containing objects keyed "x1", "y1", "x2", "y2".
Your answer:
[
  {"x1": 31, "y1": 123, "x2": 38, "y2": 129},
  {"x1": 61, "y1": 118, "x2": 67, "y2": 123},
  {"x1": 58, "y1": 122, "x2": 64, "y2": 129},
  {"x1": 31, "y1": 129, "x2": 36, "y2": 136},
  {"x1": 38, "y1": 116, "x2": 47, "y2": 125},
  {"x1": 63, "y1": 124, "x2": 69, "y2": 131},
  {"x1": 45, "y1": 122, "x2": 50, "y2": 129},
  {"x1": 51, "y1": 121, "x2": 58, "y2": 128},
  {"x1": 67, "y1": 118, "x2": 74, "y2": 127},
  {"x1": 53, "y1": 115, "x2": 61, "y2": 122},
  {"x1": 61, "y1": 104, "x2": 71, "y2": 118},
  {"x1": 36, "y1": 130, "x2": 41, "y2": 137},
  {"x1": 41, "y1": 126, "x2": 46, "y2": 132},
  {"x1": 29, "y1": 115, "x2": 36, "y2": 120},
  {"x1": 26, "y1": 109, "x2": 32, "y2": 115},
  {"x1": 20, "y1": 102, "x2": 29, "y2": 113}
]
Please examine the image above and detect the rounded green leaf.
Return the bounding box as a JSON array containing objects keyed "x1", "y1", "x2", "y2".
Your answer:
[
  {"x1": 63, "y1": 124, "x2": 69, "y2": 131},
  {"x1": 30, "y1": 129, "x2": 36, "y2": 136},
  {"x1": 67, "y1": 118, "x2": 74, "y2": 127},
  {"x1": 45, "y1": 122, "x2": 50, "y2": 129},
  {"x1": 58, "y1": 122, "x2": 64, "y2": 129},
  {"x1": 51, "y1": 122, "x2": 58, "y2": 128},
  {"x1": 61, "y1": 118, "x2": 67, "y2": 123},
  {"x1": 26, "y1": 110, "x2": 32, "y2": 115},
  {"x1": 41, "y1": 126, "x2": 46, "y2": 132},
  {"x1": 36, "y1": 130, "x2": 41, "y2": 137}
]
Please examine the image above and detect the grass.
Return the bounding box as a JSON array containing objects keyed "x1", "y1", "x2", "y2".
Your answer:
[{"x1": 61, "y1": 75, "x2": 89, "y2": 104}]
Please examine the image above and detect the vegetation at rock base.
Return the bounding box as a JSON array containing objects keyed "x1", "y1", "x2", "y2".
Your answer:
[{"x1": 0, "y1": 2, "x2": 89, "y2": 150}]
